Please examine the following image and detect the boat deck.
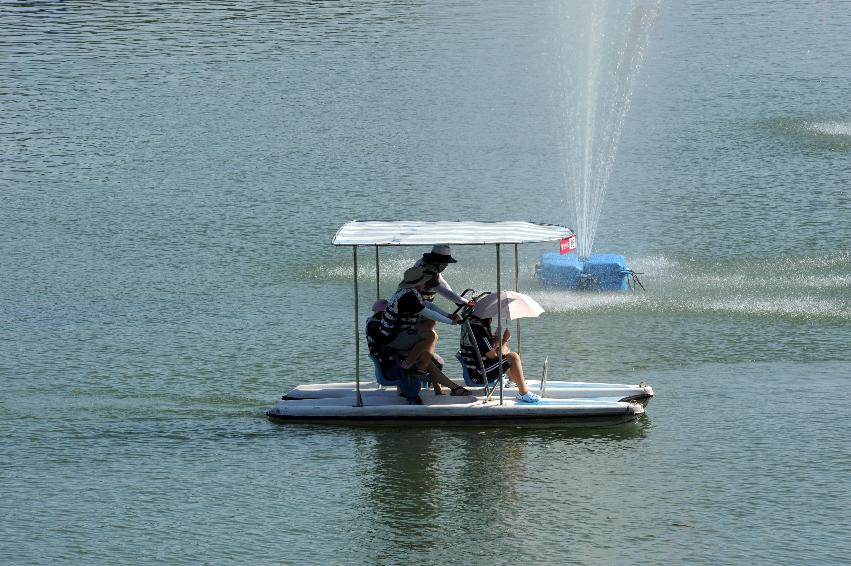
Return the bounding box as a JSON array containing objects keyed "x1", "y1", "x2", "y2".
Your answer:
[
  {"x1": 282, "y1": 380, "x2": 654, "y2": 405},
  {"x1": 267, "y1": 388, "x2": 645, "y2": 427}
]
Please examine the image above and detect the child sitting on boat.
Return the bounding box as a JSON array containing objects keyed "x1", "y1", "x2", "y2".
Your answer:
[{"x1": 459, "y1": 314, "x2": 541, "y2": 403}]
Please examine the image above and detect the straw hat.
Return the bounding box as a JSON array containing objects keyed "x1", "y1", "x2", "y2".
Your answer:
[{"x1": 398, "y1": 266, "x2": 434, "y2": 289}]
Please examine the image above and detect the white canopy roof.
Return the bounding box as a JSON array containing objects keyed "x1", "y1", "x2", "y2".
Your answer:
[{"x1": 333, "y1": 221, "x2": 574, "y2": 246}]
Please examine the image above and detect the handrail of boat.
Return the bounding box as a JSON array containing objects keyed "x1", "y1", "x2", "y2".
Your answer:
[{"x1": 540, "y1": 356, "x2": 549, "y2": 397}]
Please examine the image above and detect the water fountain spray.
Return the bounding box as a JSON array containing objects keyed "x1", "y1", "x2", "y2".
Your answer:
[{"x1": 538, "y1": 0, "x2": 659, "y2": 291}]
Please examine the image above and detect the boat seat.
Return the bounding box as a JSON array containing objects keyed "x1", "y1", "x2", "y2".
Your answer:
[
  {"x1": 455, "y1": 352, "x2": 502, "y2": 388},
  {"x1": 370, "y1": 353, "x2": 400, "y2": 386},
  {"x1": 369, "y1": 354, "x2": 429, "y2": 388}
]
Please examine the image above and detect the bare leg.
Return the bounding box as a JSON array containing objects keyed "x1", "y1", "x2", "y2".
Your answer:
[
  {"x1": 427, "y1": 360, "x2": 463, "y2": 394},
  {"x1": 417, "y1": 319, "x2": 438, "y2": 356},
  {"x1": 402, "y1": 329, "x2": 437, "y2": 370},
  {"x1": 504, "y1": 352, "x2": 531, "y2": 395}
]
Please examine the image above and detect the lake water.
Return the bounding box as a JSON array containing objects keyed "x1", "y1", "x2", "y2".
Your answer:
[{"x1": 2, "y1": 1, "x2": 849, "y2": 564}]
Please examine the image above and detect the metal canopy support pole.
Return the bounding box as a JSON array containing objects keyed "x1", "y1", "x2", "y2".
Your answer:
[
  {"x1": 374, "y1": 245, "x2": 380, "y2": 299},
  {"x1": 353, "y1": 246, "x2": 363, "y2": 407},
  {"x1": 514, "y1": 243, "x2": 521, "y2": 357},
  {"x1": 496, "y1": 244, "x2": 503, "y2": 405}
]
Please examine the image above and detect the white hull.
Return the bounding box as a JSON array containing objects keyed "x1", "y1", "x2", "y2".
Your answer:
[
  {"x1": 282, "y1": 380, "x2": 654, "y2": 406},
  {"x1": 267, "y1": 388, "x2": 645, "y2": 427}
]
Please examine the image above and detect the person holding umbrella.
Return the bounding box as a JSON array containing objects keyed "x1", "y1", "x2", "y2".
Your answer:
[{"x1": 458, "y1": 291, "x2": 544, "y2": 403}]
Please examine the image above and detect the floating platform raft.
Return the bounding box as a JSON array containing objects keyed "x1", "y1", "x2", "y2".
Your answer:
[{"x1": 537, "y1": 252, "x2": 631, "y2": 291}]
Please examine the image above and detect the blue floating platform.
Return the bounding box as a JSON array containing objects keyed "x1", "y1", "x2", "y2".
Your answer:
[{"x1": 537, "y1": 252, "x2": 630, "y2": 291}]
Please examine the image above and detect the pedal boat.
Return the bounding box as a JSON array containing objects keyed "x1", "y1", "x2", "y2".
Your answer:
[{"x1": 266, "y1": 220, "x2": 653, "y2": 426}]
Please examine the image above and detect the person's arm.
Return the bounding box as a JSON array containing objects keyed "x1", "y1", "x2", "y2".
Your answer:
[
  {"x1": 472, "y1": 324, "x2": 498, "y2": 359},
  {"x1": 423, "y1": 299, "x2": 464, "y2": 324},
  {"x1": 434, "y1": 274, "x2": 470, "y2": 306},
  {"x1": 485, "y1": 328, "x2": 511, "y2": 357},
  {"x1": 400, "y1": 290, "x2": 457, "y2": 325},
  {"x1": 419, "y1": 306, "x2": 454, "y2": 324},
  {"x1": 422, "y1": 299, "x2": 450, "y2": 318},
  {"x1": 499, "y1": 328, "x2": 511, "y2": 354}
]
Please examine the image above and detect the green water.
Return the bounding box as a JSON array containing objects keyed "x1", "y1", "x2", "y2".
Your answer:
[{"x1": 2, "y1": 1, "x2": 849, "y2": 564}]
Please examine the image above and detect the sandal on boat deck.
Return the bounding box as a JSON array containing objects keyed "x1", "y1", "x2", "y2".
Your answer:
[{"x1": 450, "y1": 386, "x2": 470, "y2": 396}]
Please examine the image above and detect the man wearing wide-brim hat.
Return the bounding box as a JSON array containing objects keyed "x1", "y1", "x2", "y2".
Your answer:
[
  {"x1": 414, "y1": 245, "x2": 475, "y2": 309},
  {"x1": 414, "y1": 245, "x2": 475, "y2": 360},
  {"x1": 412, "y1": 245, "x2": 475, "y2": 395}
]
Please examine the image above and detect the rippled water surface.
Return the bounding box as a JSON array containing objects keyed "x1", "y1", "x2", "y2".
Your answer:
[{"x1": 2, "y1": 1, "x2": 850, "y2": 564}]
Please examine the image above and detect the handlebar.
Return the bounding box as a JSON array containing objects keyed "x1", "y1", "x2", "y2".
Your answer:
[
  {"x1": 450, "y1": 288, "x2": 477, "y2": 317},
  {"x1": 452, "y1": 289, "x2": 492, "y2": 322}
]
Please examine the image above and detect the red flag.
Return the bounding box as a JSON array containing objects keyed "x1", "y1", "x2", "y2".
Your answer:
[{"x1": 559, "y1": 235, "x2": 576, "y2": 254}]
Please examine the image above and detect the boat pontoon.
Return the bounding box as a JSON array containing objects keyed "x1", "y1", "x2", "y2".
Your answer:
[
  {"x1": 536, "y1": 252, "x2": 645, "y2": 291},
  {"x1": 266, "y1": 220, "x2": 653, "y2": 426}
]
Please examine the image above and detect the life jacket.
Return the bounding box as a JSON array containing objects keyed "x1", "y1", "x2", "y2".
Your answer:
[
  {"x1": 415, "y1": 259, "x2": 442, "y2": 303},
  {"x1": 420, "y1": 287, "x2": 437, "y2": 303},
  {"x1": 459, "y1": 318, "x2": 493, "y2": 375},
  {"x1": 365, "y1": 313, "x2": 382, "y2": 354},
  {"x1": 365, "y1": 312, "x2": 394, "y2": 368},
  {"x1": 378, "y1": 287, "x2": 421, "y2": 342}
]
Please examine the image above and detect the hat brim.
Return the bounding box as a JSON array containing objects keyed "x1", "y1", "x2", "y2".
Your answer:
[
  {"x1": 422, "y1": 253, "x2": 457, "y2": 264},
  {"x1": 399, "y1": 275, "x2": 432, "y2": 289}
]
